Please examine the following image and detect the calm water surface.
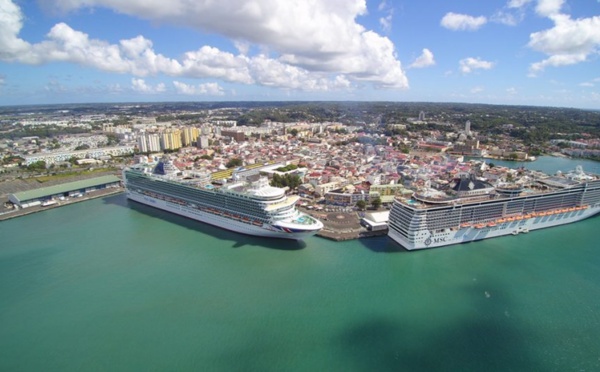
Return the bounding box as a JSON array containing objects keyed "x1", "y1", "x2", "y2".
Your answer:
[{"x1": 1, "y1": 156, "x2": 599, "y2": 371}]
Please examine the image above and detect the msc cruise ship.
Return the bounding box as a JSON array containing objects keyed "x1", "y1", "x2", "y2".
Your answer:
[
  {"x1": 123, "y1": 156, "x2": 323, "y2": 240},
  {"x1": 388, "y1": 166, "x2": 600, "y2": 250}
]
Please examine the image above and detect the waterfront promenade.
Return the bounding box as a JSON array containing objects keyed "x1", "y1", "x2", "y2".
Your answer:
[{"x1": 303, "y1": 208, "x2": 387, "y2": 241}]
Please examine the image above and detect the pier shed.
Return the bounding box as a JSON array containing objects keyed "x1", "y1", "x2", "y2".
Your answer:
[
  {"x1": 8, "y1": 175, "x2": 121, "y2": 209},
  {"x1": 361, "y1": 211, "x2": 390, "y2": 231}
]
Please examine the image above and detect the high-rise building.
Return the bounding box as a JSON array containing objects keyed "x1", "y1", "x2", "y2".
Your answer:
[
  {"x1": 418, "y1": 111, "x2": 426, "y2": 121},
  {"x1": 137, "y1": 135, "x2": 148, "y2": 153},
  {"x1": 197, "y1": 136, "x2": 209, "y2": 149},
  {"x1": 137, "y1": 133, "x2": 161, "y2": 153},
  {"x1": 465, "y1": 120, "x2": 471, "y2": 136},
  {"x1": 181, "y1": 127, "x2": 200, "y2": 146},
  {"x1": 161, "y1": 129, "x2": 182, "y2": 150}
]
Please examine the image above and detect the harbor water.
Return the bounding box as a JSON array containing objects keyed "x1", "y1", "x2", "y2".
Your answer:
[{"x1": 1, "y1": 156, "x2": 599, "y2": 371}]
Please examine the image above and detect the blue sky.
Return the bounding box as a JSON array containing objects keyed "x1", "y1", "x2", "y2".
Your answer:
[{"x1": 0, "y1": 0, "x2": 599, "y2": 108}]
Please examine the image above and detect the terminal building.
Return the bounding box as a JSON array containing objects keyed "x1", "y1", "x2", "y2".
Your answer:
[{"x1": 8, "y1": 175, "x2": 121, "y2": 209}]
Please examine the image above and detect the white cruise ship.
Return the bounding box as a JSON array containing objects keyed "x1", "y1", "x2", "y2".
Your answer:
[
  {"x1": 123, "y1": 156, "x2": 323, "y2": 240},
  {"x1": 388, "y1": 166, "x2": 600, "y2": 250}
]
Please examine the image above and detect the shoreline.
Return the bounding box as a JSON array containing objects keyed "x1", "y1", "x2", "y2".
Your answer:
[
  {"x1": 0, "y1": 189, "x2": 385, "y2": 241},
  {"x1": 0, "y1": 187, "x2": 124, "y2": 221}
]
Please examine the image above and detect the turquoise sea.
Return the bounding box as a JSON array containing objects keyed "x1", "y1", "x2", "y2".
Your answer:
[{"x1": 1, "y1": 156, "x2": 599, "y2": 371}]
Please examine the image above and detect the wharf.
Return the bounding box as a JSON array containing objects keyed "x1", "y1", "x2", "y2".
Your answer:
[
  {"x1": 2, "y1": 188, "x2": 388, "y2": 241},
  {"x1": 0, "y1": 187, "x2": 123, "y2": 221},
  {"x1": 304, "y1": 208, "x2": 387, "y2": 241},
  {"x1": 317, "y1": 228, "x2": 388, "y2": 241}
]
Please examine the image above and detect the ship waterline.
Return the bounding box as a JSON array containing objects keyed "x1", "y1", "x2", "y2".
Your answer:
[
  {"x1": 388, "y1": 166, "x2": 600, "y2": 250},
  {"x1": 123, "y1": 157, "x2": 323, "y2": 240}
]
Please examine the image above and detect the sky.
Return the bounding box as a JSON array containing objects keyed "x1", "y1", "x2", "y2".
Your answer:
[{"x1": 0, "y1": 0, "x2": 599, "y2": 109}]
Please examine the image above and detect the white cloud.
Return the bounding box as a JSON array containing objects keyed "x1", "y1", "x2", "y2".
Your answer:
[
  {"x1": 173, "y1": 81, "x2": 225, "y2": 96},
  {"x1": 44, "y1": 80, "x2": 67, "y2": 93},
  {"x1": 441, "y1": 12, "x2": 487, "y2": 31},
  {"x1": 506, "y1": 87, "x2": 518, "y2": 95},
  {"x1": 248, "y1": 54, "x2": 353, "y2": 91},
  {"x1": 39, "y1": 0, "x2": 408, "y2": 89},
  {"x1": 0, "y1": 0, "x2": 32, "y2": 60},
  {"x1": 180, "y1": 46, "x2": 253, "y2": 83},
  {"x1": 470, "y1": 86, "x2": 484, "y2": 94},
  {"x1": 507, "y1": 0, "x2": 533, "y2": 8},
  {"x1": 529, "y1": 54, "x2": 587, "y2": 76},
  {"x1": 377, "y1": 1, "x2": 394, "y2": 33},
  {"x1": 535, "y1": 0, "x2": 564, "y2": 17},
  {"x1": 378, "y1": 0, "x2": 388, "y2": 12},
  {"x1": 527, "y1": 13, "x2": 600, "y2": 75},
  {"x1": 131, "y1": 78, "x2": 166, "y2": 93},
  {"x1": 380, "y1": 13, "x2": 393, "y2": 33},
  {"x1": 491, "y1": 10, "x2": 522, "y2": 26},
  {"x1": 459, "y1": 57, "x2": 495, "y2": 74},
  {"x1": 579, "y1": 82, "x2": 594, "y2": 87},
  {"x1": 409, "y1": 49, "x2": 435, "y2": 68},
  {"x1": 108, "y1": 83, "x2": 123, "y2": 93}
]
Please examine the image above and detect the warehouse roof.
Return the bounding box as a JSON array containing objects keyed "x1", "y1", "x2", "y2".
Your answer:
[{"x1": 10, "y1": 175, "x2": 120, "y2": 202}]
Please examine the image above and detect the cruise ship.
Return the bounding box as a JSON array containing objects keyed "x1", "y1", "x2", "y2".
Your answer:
[
  {"x1": 123, "y1": 156, "x2": 323, "y2": 240},
  {"x1": 388, "y1": 166, "x2": 600, "y2": 250}
]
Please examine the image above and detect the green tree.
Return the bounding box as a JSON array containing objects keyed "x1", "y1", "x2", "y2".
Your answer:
[
  {"x1": 270, "y1": 173, "x2": 302, "y2": 191},
  {"x1": 226, "y1": 158, "x2": 243, "y2": 168},
  {"x1": 356, "y1": 200, "x2": 366, "y2": 210},
  {"x1": 370, "y1": 197, "x2": 382, "y2": 210},
  {"x1": 26, "y1": 160, "x2": 46, "y2": 171}
]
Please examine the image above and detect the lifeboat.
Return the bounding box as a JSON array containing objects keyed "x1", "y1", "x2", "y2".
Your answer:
[
  {"x1": 487, "y1": 222, "x2": 497, "y2": 227},
  {"x1": 474, "y1": 223, "x2": 486, "y2": 229},
  {"x1": 515, "y1": 215, "x2": 524, "y2": 220},
  {"x1": 460, "y1": 223, "x2": 471, "y2": 228},
  {"x1": 538, "y1": 212, "x2": 547, "y2": 216}
]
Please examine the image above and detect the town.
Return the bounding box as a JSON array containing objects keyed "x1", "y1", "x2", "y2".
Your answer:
[{"x1": 1, "y1": 102, "x2": 600, "y2": 239}]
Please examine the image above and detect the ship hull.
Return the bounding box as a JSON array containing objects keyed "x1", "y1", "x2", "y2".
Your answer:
[
  {"x1": 388, "y1": 204, "x2": 600, "y2": 250},
  {"x1": 126, "y1": 190, "x2": 319, "y2": 240}
]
